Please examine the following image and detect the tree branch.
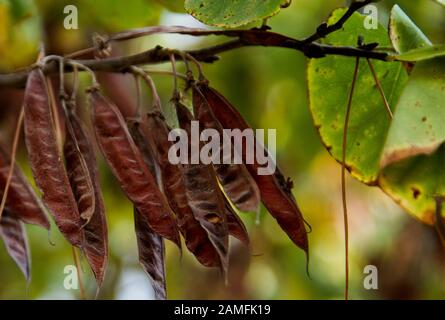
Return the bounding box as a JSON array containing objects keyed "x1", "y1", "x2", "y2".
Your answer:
[{"x1": 0, "y1": 1, "x2": 388, "y2": 88}]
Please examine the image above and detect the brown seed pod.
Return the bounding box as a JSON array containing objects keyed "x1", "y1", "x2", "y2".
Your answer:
[
  {"x1": 65, "y1": 106, "x2": 108, "y2": 288},
  {"x1": 223, "y1": 197, "x2": 250, "y2": 247},
  {"x1": 89, "y1": 88, "x2": 180, "y2": 247},
  {"x1": 24, "y1": 68, "x2": 82, "y2": 246},
  {"x1": 64, "y1": 111, "x2": 95, "y2": 225},
  {"x1": 175, "y1": 101, "x2": 229, "y2": 275},
  {"x1": 0, "y1": 209, "x2": 30, "y2": 281},
  {"x1": 142, "y1": 112, "x2": 221, "y2": 268},
  {"x1": 134, "y1": 207, "x2": 166, "y2": 300},
  {"x1": 0, "y1": 142, "x2": 50, "y2": 230},
  {"x1": 198, "y1": 84, "x2": 309, "y2": 254},
  {"x1": 192, "y1": 84, "x2": 260, "y2": 213}
]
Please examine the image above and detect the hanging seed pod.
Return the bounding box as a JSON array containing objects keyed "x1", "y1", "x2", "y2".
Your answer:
[
  {"x1": 65, "y1": 106, "x2": 108, "y2": 288},
  {"x1": 0, "y1": 143, "x2": 50, "y2": 229},
  {"x1": 89, "y1": 88, "x2": 180, "y2": 247},
  {"x1": 0, "y1": 209, "x2": 30, "y2": 281},
  {"x1": 64, "y1": 112, "x2": 95, "y2": 225},
  {"x1": 223, "y1": 197, "x2": 250, "y2": 247},
  {"x1": 134, "y1": 207, "x2": 166, "y2": 300},
  {"x1": 175, "y1": 101, "x2": 229, "y2": 275},
  {"x1": 198, "y1": 84, "x2": 309, "y2": 254},
  {"x1": 24, "y1": 68, "x2": 82, "y2": 247},
  {"x1": 142, "y1": 112, "x2": 222, "y2": 268},
  {"x1": 192, "y1": 84, "x2": 260, "y2": 213}
]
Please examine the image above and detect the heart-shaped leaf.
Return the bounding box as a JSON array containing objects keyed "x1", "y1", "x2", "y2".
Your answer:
[
  {"x1": 308, "y1": 8, "x2": 408, "y2": 184},
  {"x1": 184, "y1": 0, "x2": 285, "y2": 28},
  {"x1": 380, "y1": 6, "x2": 445, "y2": 225}
]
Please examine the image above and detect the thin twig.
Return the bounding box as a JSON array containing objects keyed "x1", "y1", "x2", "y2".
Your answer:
[
  {"x1": 342, "y1": 56, "x2": 360, "y2": 301},
  {"x1": 366, "y1": 58, "x2": 393, "y2": 119},
  {"x1": 169, "y1": 53, "x2": 179, "y2": 99},
  {"x1": 0, "y1": 107, "x2": 25, "y2": 220},
  {"x1": 303, "y1": 0, "x2": 377, "y2": 44},
  {"x1": 72, "y1": 246, "x2": 87, "y2": 299},
  {"x1": 130, "y1": 66, "x2": 162, "y2": 111}
]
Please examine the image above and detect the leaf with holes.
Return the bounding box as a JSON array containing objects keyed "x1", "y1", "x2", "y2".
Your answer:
[{"x1": 307, "y1": 8, "x2": 409, "y2": 184}]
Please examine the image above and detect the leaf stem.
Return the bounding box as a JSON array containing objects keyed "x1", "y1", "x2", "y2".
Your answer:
[
  {"x1": 342, "y1": 56, "x2": 360, "y2": 301},
  {"x1": 366, "y1": 58, "x2": 393, "y2": 119},
  {"x1": 72, "y1": 246, "x2": 87, "y2": 300},
  {"x1": 0, "y1": 107, "x2": 25, "y2": 220}
]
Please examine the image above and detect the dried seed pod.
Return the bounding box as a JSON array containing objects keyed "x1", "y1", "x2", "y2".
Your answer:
[
  {"x1": 65, "y1": 107, "x2": 108, "y2": 288},
  {"x1": 24, "y1": 68, "x2": 82, "y2": 246},
  {"x1": 175, "y1": 101, "x2": 229, "y2": 275},
  {"x1": 198, "y1": 84, "x2": 308, "y2": 253},
  {"x1": 64, "y1": 112, "x2": 95, "y2": 225},
  {"x1": 224, "y1": 197, "x2": 250, "y2": 247},
  {"x1": 142, "y1": 112, "x2": 221, "y2": 268},
  {"x1": 192, "y1": 85, "x2": 260, "y2": 213},
  {"x1": 134, "y1": 207, "x2": 166, "y2": 300},
  {"x1": 0, "y1": 209, "x2": 30, "y2": 281},
  {"x1": 0, "y1": 143, "x2": 50, "y2": 229},
  {"x1": 89, "y1": 88, "x2": 180, "y2": 247}
]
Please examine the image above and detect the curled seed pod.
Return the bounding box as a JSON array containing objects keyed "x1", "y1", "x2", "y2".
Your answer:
[
  {"x1": 134, "y1": 207, "x2": 166, "y2": 300},
  {"x1": 198, "y1": 84, "x2": 309, "y2": 254},
  {"x1": 24, "y1": 68, "x2": 82, "y2": 246},
  {"x1": 64, "y1": 111, "x2": 95, "y2": 224},
  {"x1": 175, "y1": 101, "x2": 229, "y2": 275},
  {"x1": 0, "y1": 142, "x2": 50, "y2": 229},
  {"x1": 192, "y1": 85, "x2": 260, "y2": 213},
  {"x1": 0, "y1": 209, "x2": 30, "y2": 281},
  {"x1": 127, "y1": 119, "x2": 161, "y2": 186},
  {"x1": 224, "y1": 197, "x2": 250, "y2": 247},
  {"x1": 89, "y1": 88, "x2": 180, "y2": 247},
  {"x1": 65, "y1": 106, "x2": 108, "y2": 288},
  {"x1": 142, "y1": 112, "x2": 221, "y2": 268}
]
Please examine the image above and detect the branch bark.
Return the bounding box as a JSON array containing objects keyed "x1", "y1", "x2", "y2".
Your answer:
[{"x1": 0, "y1": 0, "x2": 388, "y2": 88}]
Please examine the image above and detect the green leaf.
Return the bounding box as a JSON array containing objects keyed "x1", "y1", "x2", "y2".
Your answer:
[
  {"x1": 184, "y1": 0, "x2": 284, "y2": 28},
  {"x1": 380, "y1": 145, "x2": 445, "y2": 225},
  {"x1": 379, "y1": 59, "x2": 445, "y2": 223},
  {"x1": 392, "y1": 45, "x2": 445, "y2": 62},
  {"x1": 379, "y1": 4, "x2": 445, "y2": 224},
  {"x1": 307, "y1": 8, "x2": 408, "y2": 184},
  {"x1": 389, "y1": 5, "x2": 431, "y2": 54},
  {"x1": 381, "y1": 59, "x2": 445, "y2": 167}
]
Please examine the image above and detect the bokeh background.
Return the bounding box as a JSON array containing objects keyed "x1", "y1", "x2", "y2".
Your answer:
[{"x1": 0, "y1": 0, "x2": 444, "y2": 299}]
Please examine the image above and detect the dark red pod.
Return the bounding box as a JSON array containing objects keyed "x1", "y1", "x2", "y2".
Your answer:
[
  {"x1": 192, "y1": 85, "x2": 260, "y2": 213},
  {"x1": 223, "y1": 197, "x2": 250, "y2": 247},
  {"x1": 24, "y1": 68, "x2": 82, "y2": 246},
  {"x1": 89, "y1": 89, "x2": 180, "y2": 247},
  {"x1": 0, "y1": 209, "x2": 30, "y2": 281},
  {"x1": 0, "y1": 143, "x2": 50, "y2": 230},
  {"x1": 142, "y1": 112, "x2": 221, "y2": 268},
  {"x1": 175, "y1": 102, "x2": 229, "y2": 275},
  {"x1": 198, "y1": 84, "x2": 309, "y2": 254},
  {"x1": 134, "y1": 207, "x2": 166, "y2": 300},
  {"x1": 65, "y1": 107, "x2": 108, "y2": 288}
]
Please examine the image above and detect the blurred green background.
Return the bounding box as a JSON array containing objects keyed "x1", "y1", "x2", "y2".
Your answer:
[{"x1": 0, "y1": 0, "x2": 444, "y2": 300}]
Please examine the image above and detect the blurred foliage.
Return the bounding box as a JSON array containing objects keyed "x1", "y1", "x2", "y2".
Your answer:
[{"x1": 0, "y1": 0, "x2": 445, "y2": 300}]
